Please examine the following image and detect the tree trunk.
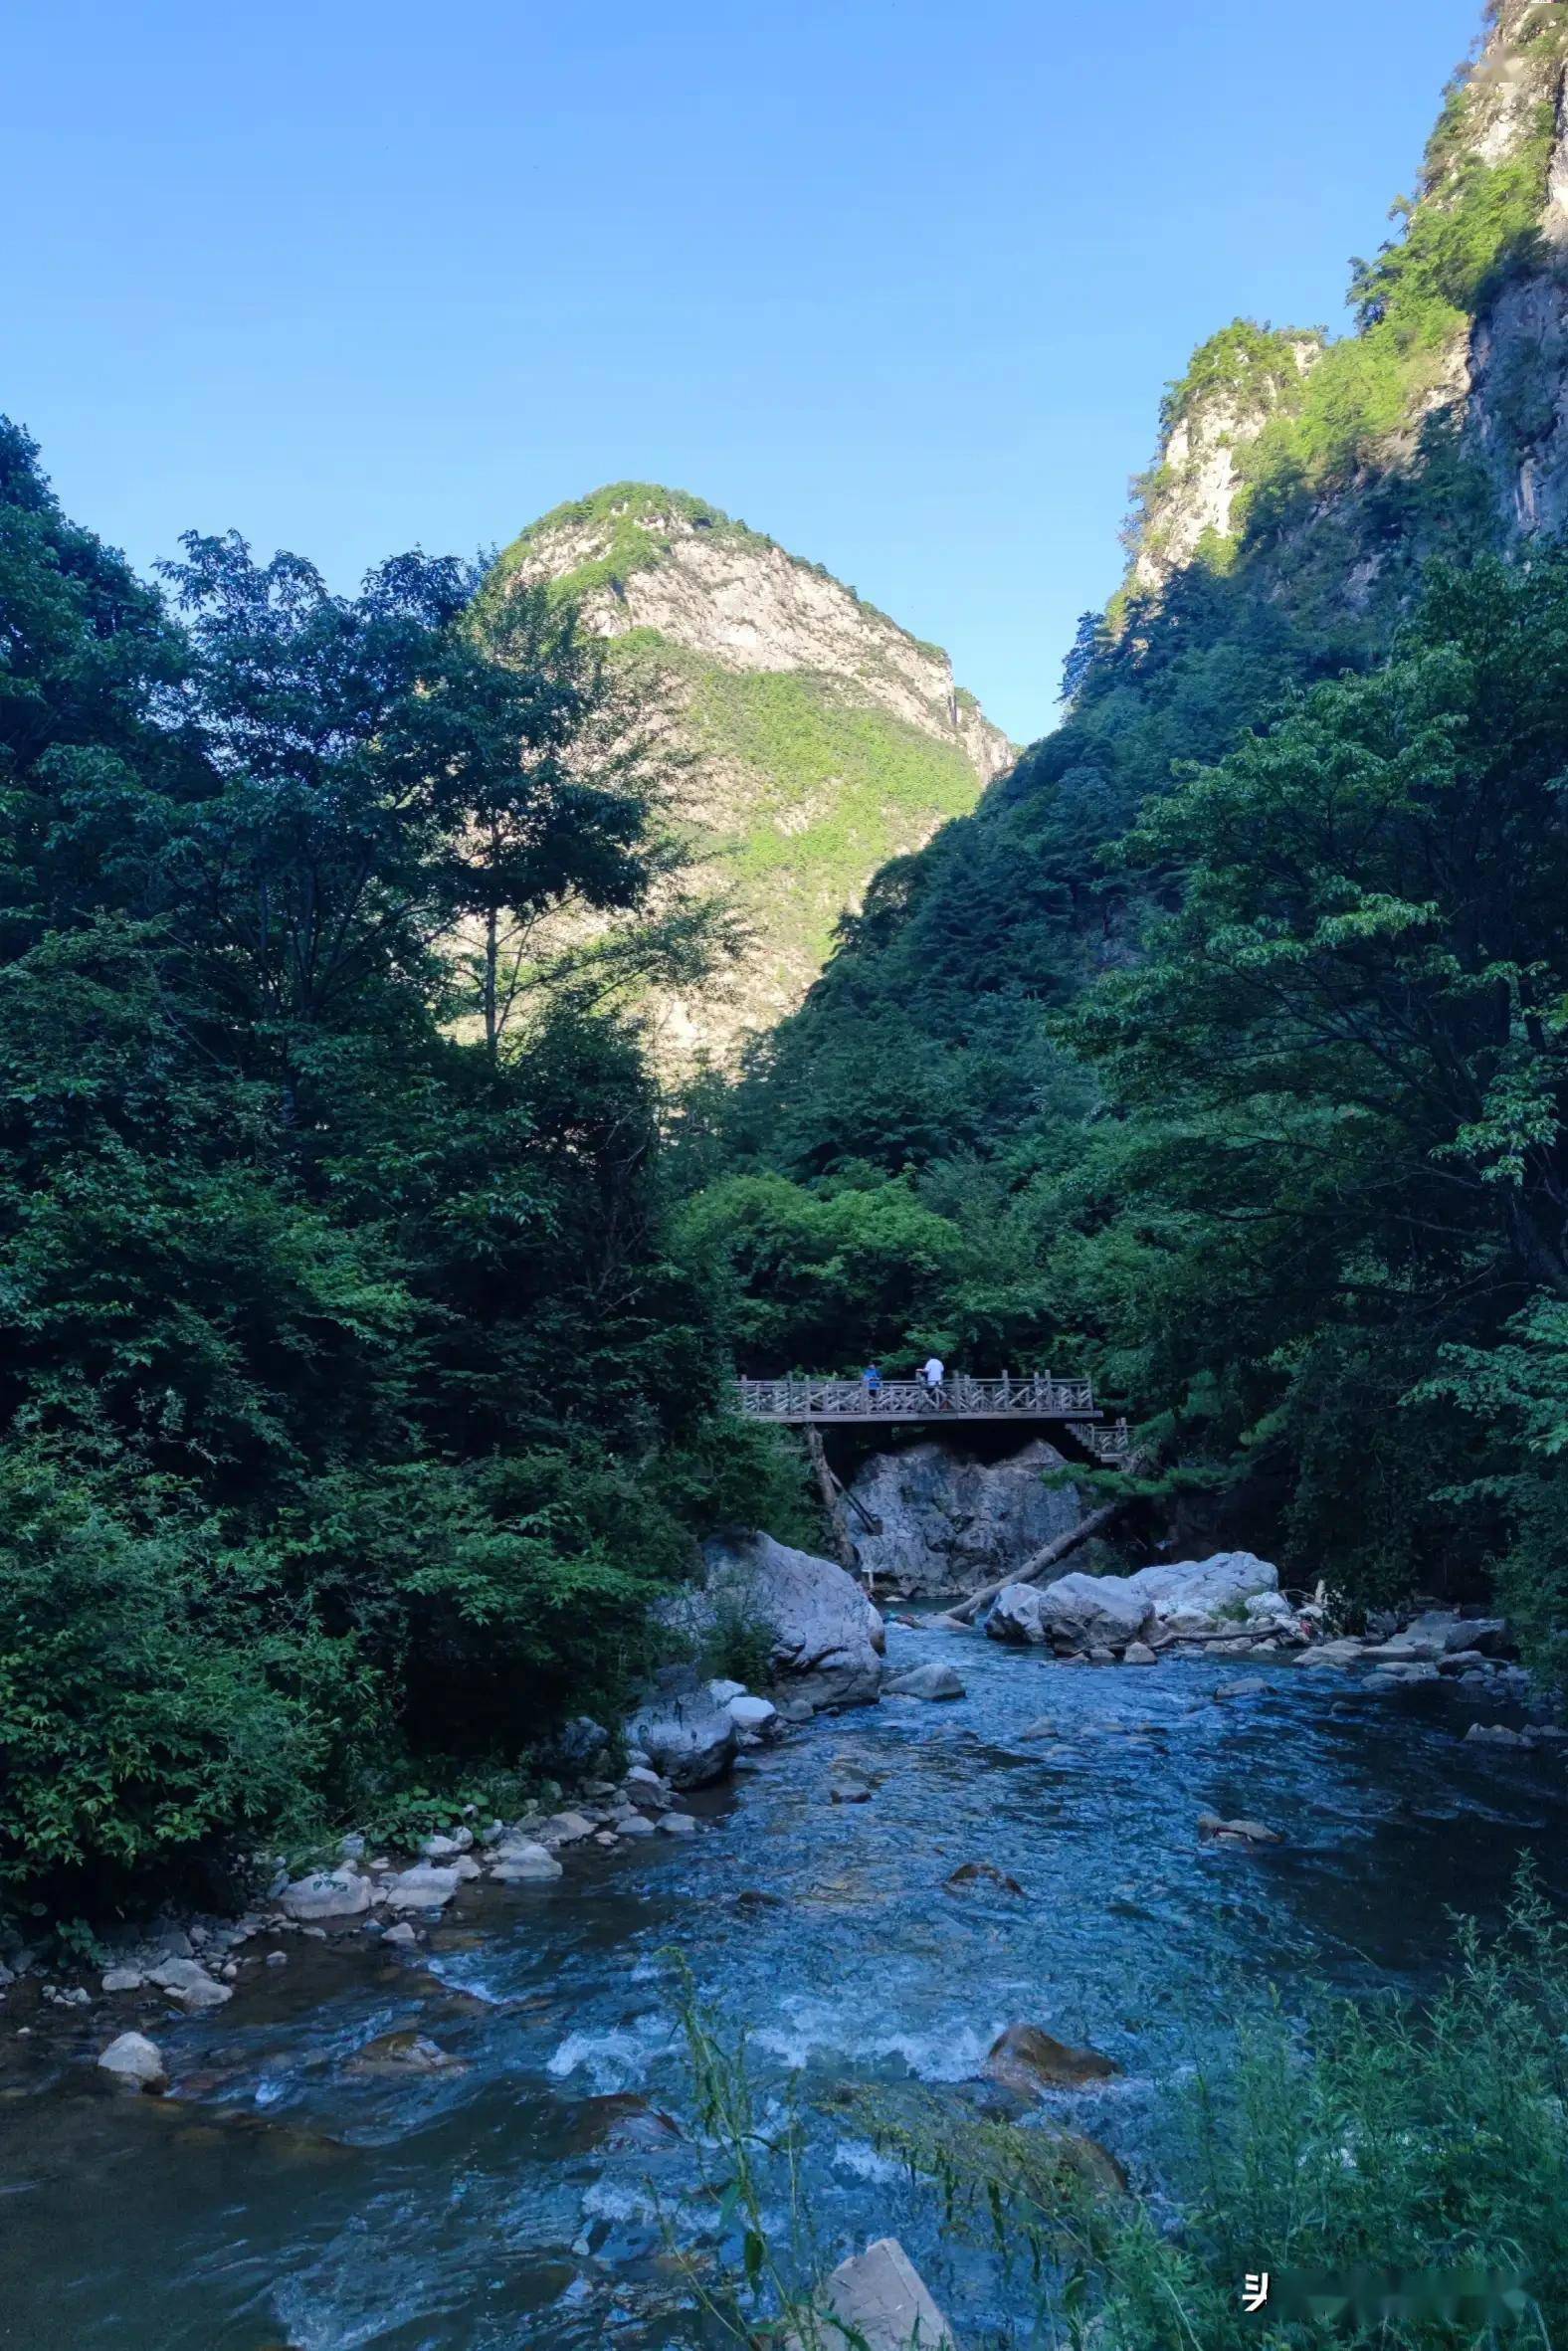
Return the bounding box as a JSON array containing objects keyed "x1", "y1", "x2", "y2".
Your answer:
[
  {"x1": 806, "y1": 1428, "x2": 859, "y2": 1579},
  {"x1": 484, "y1": 905, "x2": 499, "y2": 1064}
]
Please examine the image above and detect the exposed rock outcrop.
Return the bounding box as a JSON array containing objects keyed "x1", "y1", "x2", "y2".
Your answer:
[
  {"x1": 490, "y1": 486, "x2": 1012, "y2": 1062},
  {"x1": 692, "y1": 1530, "x2": 885, "y2": 1707},
  {"x1": 846, "y1": 1441, "x2": 1079, "y2": 1596}
]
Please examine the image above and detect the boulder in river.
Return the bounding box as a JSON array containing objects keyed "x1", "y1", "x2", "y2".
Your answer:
[
  {"x1": 1121, "y1": 1641, "x2": 1158, "y2": 1665},
  {"x1": 946, "y1": 1861, "x2": 1022, "y2": 1895},
  {"x1": 489, "y1": 1837, "x2": 563, "y2": 1882},
  {"x1": 829, "y1": 1764, "x2": 878, "y2": 1804},
  {"x1": 97, "y1": 2031, "x2": 167, "y2": 2091},
  {"x1": 383, "y1": 1863, "x2": 464, "y2": 1911},
  {"x1": 1406, "y1": 1611, "x2": 1513, "y2": 1658},
  {"x1": 1044, "y1": 2129, "x2": 1129, "y2": 2196},
  {"x1": 789, "y1": 2237, "x2": 957, "y2": 2351},
  {"x1": 846, "y1": 1439, "x2": 1079, "y2": 1597},
  {"x1": 697, "y1": 1530, "x2": 885, "y2": 1707},
  {"x1": 884, "y1": 1662, "x2": 965, "y2": 1701},
  {"x1": 349, "y1": 2031, "x2": 465, "y2": 2074},
  {"x1": 985, "y1": 2023, "x2": 1121, "y2": 2095},
  {"x1": 626, "y1": 1682, "x2": 740, "y2": 1788},
  {"x1": 569, "y1": 2090, "x2": 685, "y2": 2155},
  {"x1": 1197, "y1": 1812, "x2": 1282, "y2": 1846},
  {"x1": 279, "y1": 1868, "x2": 372, "y2": 1924},
  {"x1": 1123, "y1": 1552, "x2": 1281, "y2": 1638},
  {"x1": 986, "y1": 1574, "x2": 1153, "y2": 1653},
  {"x1": 146, "y1": 1958, "x2": 232, "y2": 2011},
  {"x1": 726, "y1": 1692, "x2": 780, "y2": 1737}
]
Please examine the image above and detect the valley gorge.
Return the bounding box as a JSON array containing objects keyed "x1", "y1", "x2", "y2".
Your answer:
[{"x1": 6, "y1": 1, "x2": 1568, "y2": 2345}]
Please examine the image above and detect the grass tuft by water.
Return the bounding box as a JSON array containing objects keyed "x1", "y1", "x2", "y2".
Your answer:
[{"x1": 670, "y1": 1870, "x2": 1568, "y2": 2347}]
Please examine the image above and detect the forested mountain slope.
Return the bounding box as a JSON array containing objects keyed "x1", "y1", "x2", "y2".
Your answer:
[
  {"x1": 0, "y1": 428, "x2": 820, "y2": 1917},
  {"x1": 490, "y1": 486, "x2": 1011, "y2": 1061},
  {"x1": 698, "y1": 0, "x2": 1568, "y2": 1639}
]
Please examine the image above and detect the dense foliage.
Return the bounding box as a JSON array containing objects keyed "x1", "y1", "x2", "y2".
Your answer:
[
  {"x1": 0, "y1": 421, "x2": 797, "y2": 1918},
  {"x1": 695, "y1": 27, "x2": 1568, "y2": 1660}
]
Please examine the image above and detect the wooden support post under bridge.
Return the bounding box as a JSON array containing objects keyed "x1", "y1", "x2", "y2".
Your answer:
[{"x1": 805, "y1": 1427, "x2": 861, "y2": 1581}]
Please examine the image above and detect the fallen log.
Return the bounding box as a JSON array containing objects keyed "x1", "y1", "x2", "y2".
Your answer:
[{"x1": 945, "y1": 1453, "x2": 1148, "y2": 1628}]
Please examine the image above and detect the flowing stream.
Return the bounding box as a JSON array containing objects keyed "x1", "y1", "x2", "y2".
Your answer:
[{"x1": 3, "y1": 1616, "x2": 1566, "y2": 2349}]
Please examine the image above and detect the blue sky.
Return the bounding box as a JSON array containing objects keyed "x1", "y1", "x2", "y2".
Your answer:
[{"x1": 11, "y1": 0, "x2": 1482, "y2": 744}]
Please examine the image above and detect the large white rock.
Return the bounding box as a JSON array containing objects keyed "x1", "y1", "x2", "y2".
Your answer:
[
  {"x1": 98, "y1": 2031, "x2": 167, "y2": 2089},
  {"x1": 987, "y1": 1573, "x2": 1152, "y2": 1652},
  {"x1": 884, "y1": 1662, "x2": 965, "y2": 1701},
  {"x1": 700, "y1": 1531, "x2": 885, "y2": 1706},
  {"x1": 847, "y1": 1440, "x2": 1079, "y2": 1597},
  {"x1": 146, "y1": 1957, "x2": 232, "y2": 2011},
  {"x1": 1124, "y1": 1552, "x2": 1279, "y2": 1636},
  {"x1": 626, "y1": 1684, "x2": 740, "y2": 1788},
  {"x1": 1404, "y1": 1612, "x2": 1512, "y2": 1657},
  {"x1": 726, "y1": 1693, "x2": 780, "y2": 1735},
  {"x1": 794, "y1": 2238, "x2": 957, "y2": 2351},
  {"x1": 489, "y1": 1835, "x2": 563, "y2": 1882},
  {"x1": 279, "y1": 1867, "x2": 372, "y2": 1923},
  {"x1": 383, "y1": 1863, "x2": 463, "y2": 1911}
]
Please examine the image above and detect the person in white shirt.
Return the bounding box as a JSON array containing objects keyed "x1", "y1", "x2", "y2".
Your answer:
[{"x1": 920, "y1": 1354, "x2": 946, "y2": 1408}]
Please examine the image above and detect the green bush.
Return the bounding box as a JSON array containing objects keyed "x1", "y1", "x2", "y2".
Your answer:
[
  {"x1": 0, "y1": 1452, "x2": 348, "y2": 1912},
  {"x1": 676, "y1": 1879, "x2": 1568, "y2": 2347}
]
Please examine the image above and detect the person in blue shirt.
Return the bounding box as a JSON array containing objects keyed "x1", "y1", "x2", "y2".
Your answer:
[{"x1": 862, "y1": 1362, "x2": 882, "y2": 1402}]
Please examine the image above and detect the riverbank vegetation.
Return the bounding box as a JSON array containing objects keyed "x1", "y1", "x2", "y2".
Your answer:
[
  {"x1": 678, "y1": 1875, "x2": 1568, "y2": 2346},
  {"x1": 0, "y1": 420, "x2": 813, "y2": 1922}
]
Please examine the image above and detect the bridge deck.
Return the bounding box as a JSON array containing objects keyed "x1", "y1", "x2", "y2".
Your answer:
[{"x1": 733, "y1": 1376, "x2": 1131, "y2": 1461}]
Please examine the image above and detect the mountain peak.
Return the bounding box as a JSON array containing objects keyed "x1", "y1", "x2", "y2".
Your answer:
[{"x1": 490, "y1": 487, "x2": 1012, "y2": 1059}]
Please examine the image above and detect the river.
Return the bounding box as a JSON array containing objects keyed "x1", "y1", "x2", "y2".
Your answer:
[{"x1": 3, "y1": 1615, "x2": 1566, "y2": 2348}]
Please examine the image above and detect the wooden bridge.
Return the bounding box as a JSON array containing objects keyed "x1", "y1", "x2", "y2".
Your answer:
[{"x1": 733, "y1": 1374, "x2": 1132, "y2": 1465}]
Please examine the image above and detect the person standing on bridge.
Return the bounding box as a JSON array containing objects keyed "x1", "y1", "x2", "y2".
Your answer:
[
  {"x1": 862, "y1": 1362, "x2": 882, "y2": 1403},
  {"x1": 920, "y1": 1353, "x2": 947, "y2": 1408}
]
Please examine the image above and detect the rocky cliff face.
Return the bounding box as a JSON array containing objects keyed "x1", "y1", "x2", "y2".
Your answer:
[
  {"x1": 730, "y1": 1, "x2": 1568, "y2": 1196},
  {"x1": 846, "y1": 1441, "x2": 1079, "y2": 1598},
  {"x1": 1124, "y1": 1, "x2": 1568, "y2": 611},
  {"x1": 491, "y1": 486, "x2": 1011, "y2": 1060}
]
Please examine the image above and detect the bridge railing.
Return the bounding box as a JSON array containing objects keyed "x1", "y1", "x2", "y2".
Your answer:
[{"x1": 733, "y1": 1373, "x2": 1102, "y2": 1422}]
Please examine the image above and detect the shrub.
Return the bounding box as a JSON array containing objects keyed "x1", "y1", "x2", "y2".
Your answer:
[{"x1": 0, "y1": 1451, "x2": 345, "y2": 1913}]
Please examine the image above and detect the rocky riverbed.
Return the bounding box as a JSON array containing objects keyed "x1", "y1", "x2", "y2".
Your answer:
[{"x1": 3, "y1": 1563, "x2": 1566, "y2": 2348}]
